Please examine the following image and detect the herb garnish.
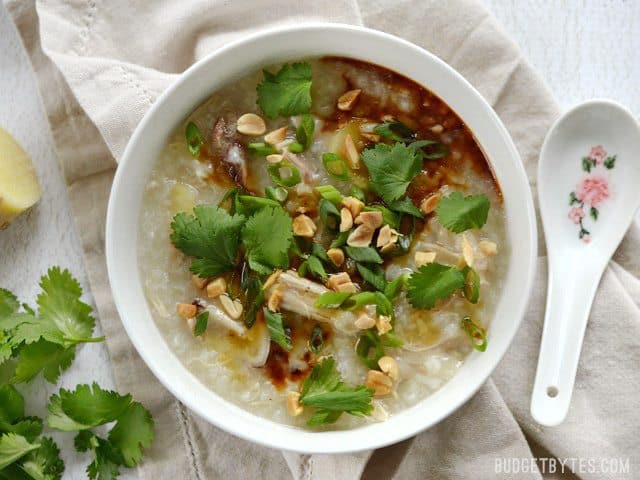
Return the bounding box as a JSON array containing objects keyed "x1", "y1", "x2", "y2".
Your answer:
[
  {"x1": 436, "y1": 192, "x2": 490, "y2": 233},
  {"x1": 299, "y1": 357, "x2": 373, "y2": 426},
  {"x1": 242, "y1": 206, "x2": 293, "y2": 274},
  {"x1": 193, "y1": 311, "x2": 209, "y2": 337},
  {"x1": 263, "y1": 308, "x2": 292, "y2": 351},
  {"x1": 185, "y1": 122, "x2": 203, "y2": 157},
  {"x1": 170, "y1": 205, "x2": 245, "y2": 278},
  {"x1": 373, "y1": 120, "x2": 415, "y2": 142},
  {"x1": 322, "y1": 153, "x2": 349, "y2": 181},
  {"x1": 295, "y1": 114, "x2": 315, "y2": 151},
  {"x1": 407, "y1": 263, "x2": 465, "y2": 309},
  {"x1": 267, "y1": 161, "x2": 302, "y2": 187},
  {"x1": 257, "y1": 63, "x2": 313, "y2": 119},
  {"x1": 461, "y1": 316, "x2": 488, "y2": 352},
  {"x1": 361, "y1": 142, "x2": 423, "y2": 203}
]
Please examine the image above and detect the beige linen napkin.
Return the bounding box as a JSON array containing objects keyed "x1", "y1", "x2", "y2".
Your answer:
[{"x1": 7, "y1": 0, "x2": 639, "y2": 478}]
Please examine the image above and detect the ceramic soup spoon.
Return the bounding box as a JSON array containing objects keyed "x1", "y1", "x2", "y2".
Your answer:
[{"x1": 531, "y1": 100, "x2": 640, "y2": 426}]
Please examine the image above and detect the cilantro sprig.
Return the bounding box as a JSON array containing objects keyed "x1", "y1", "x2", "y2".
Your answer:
[
  {"x1": 436, "y1": 192, "x2": 490, "y2": 233},
  {"x1": 257, "y1": 63, "x2": 313, "y2": 119},
  {"x1": 0, "y1": 268, "x2": 103, "y2": 384},
  {"x1": 407, "y1": 263, "x2": 465, "y2": 309},
  {"x1": 47, "y1": 383, "x2": 154, "y2": 479},
  {"x1": 361, "y1": 142, "x2": 423, "y2": 203},
  {"x1": 242, "y1": 206, "x2": 293, "y2": 274},
  {"x1": 0, "y1": 385, "x2": 64, "y2": 479},
  {"x1": 299, "y1": 358, "x2": 373, "y2": 425}
]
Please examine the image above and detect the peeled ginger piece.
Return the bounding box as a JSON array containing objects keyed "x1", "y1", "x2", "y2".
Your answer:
[{"x1": 0, "y1": 128, "x2": 41, "y2": 229}]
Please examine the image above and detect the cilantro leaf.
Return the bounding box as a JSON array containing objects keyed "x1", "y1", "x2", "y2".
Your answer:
[
  {"x1": 373, "y1": 121, "x2": 415, "y2": 142},
  {"x1": 361, "y1": 143, "x2": 423, "y2": 203},
  {"x1": 299, "y1": 358, "x2": 373, "y2": 425},
  {"x1": 35, "y1": 267, "x2": 101, "y2": 346},
  {"x1": 435, "y1": 192, "x2": 490, "y2": 233},
  {"x1": 86, "y1": 437, "x2": 122, "y2": 480},
  {"x1": 0, "y1": 385, "x2": 24, "y2": 425},
  {"x1": 0, "y1": 433, "x2": 40, "y2": 470},
  {"x1": 295, "y1": 114, "x2": 315, "y2": 151},
  {"x1": 170, "y1": 205, "x2": 245, "y2": 278},
  {"x1": 257, "y1": 63, "x2": 313, "y2": 119},
  {"x1": 242, "y1": 206, "x2": 293, "y2": 274},
  {"x1": 47, "y1": 384, "x2": 131, "y2": 431},
  {"x1": 13, "y1": 340, "x2": 76, "y2": 384},
  {"x1": 2, "y1": 418, "x2": 43, "y2": 443},
  {"x1": 387, "y1": 198, "x2": 423, "y2": 218},
  {"x1": 19, "y1": 437, "x2": 64, "y2": 480},
  {"x1": 0, "y1": 289, "x2": 19, "y2": 320},
  {"x1": 407, "y1": 263, "x2": 465, "y2": 309},
  {"x1": 108, "y1": 403, "x2": 154, "y2": 468},
  {"x1": 263, "y1": 308, "x2": 292, "y2": 351}
]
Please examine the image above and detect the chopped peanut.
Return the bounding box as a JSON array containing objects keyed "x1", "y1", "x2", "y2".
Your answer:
[
  {"x1": 327, "y1": 272, "x2": 352, "y2": 292},
  {"x1": 266, "y1": 153, "x2": 283, "y2": 164},
  {"x1": 263, "y1": 269, "x2": 282, "y2": 290},
  {"x1": 344, "y1": 134, "x2": 360, "y2": 169},
  {"x1": 177, "y1": 303, "x2": 197, "y2": 319},
  {"x1": 340, "y1": 207, "x2": 353, "y2": 232},
  {"x1": 342, "y1": 196, "x2": 365, "y2": 217},
  {"x1": 267, "y1": 286, "x2": 283, "y2": 312},
  {"x1": 293, "y1": 214, "x2": 317, "y2": 238},
  {"x1": 236, "y1": 113, "x2": 266, "y2": 136},
  {"x1": 376, "y1": 315, "x2": 392, "y2": 335},
  {"x1": 461, "y1": 234, "x2": 474, "y2": 267},
  {"x1": 327, "y1": 248, "x2": 345, "y2": 267},
  {"x1": 347, "y1": 224, "x2": 374, "y2": 248},
  {"x1": 264, "y1": 126, "x2": 288, "y2": 145},
  {"x1": 355, "y1": 312, "x2": 376, "y2": 329},
  {"x1": 365, "y1": 370, "x2": 393, "y2": 396},
  {"x1": 337, "y1": 89, "x2": 362, "y2": 111},
  {"x1": 192, "y1": 275, "x2": 209, "y2": 290},
  {"x1": 220, "y1": 294, "x2": 243, "y2": 319},
  {"x1": 206, "y1": 278, "x2": 227, "y2": 299},
  {"x1": 414, "y1": 251, "x2": 436, "y2": 268},
  {"x1": 355, "y1": 211, "x2": 383, "y2": 229},
  {"x1": 430, "y1": 124, "x2": 444, "y2": 134},
  {"x1": 378, "y1": 356, "x2": 399, "y2": 381},
  {"x1": 420, "y1": 193, "x2": 441, "y2": 215},
  {"x1": 381, "y1": 114, "x2": 395, "y2": 122},
  {"x1": 286, "y1": 391, "x2": 304, "y2": 416},
  {"x1": 335, "y1": 282, "x2": 357, "y2": 293},
  {"x1": 376, "y1": 224, "x2": 399, "y2": 251},
  {"x1": 479, "y1": 240, "x2": 498, "y2": 256}
]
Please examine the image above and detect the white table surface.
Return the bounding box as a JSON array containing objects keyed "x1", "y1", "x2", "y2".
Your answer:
[{"x1": 0, "y1": 1, "x2": 638, "y2": 478}]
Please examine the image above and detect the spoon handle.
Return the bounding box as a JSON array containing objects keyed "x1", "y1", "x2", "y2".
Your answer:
[{"x1": 530, "y1": 258, "x2": 606, "y2": 426}]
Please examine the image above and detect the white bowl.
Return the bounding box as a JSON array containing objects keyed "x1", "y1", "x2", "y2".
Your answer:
[{"x1": 106, "y1": 23, "x2": 537, "y2": 454}]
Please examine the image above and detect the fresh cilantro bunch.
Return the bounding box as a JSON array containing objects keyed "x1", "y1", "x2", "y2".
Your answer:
[
  {"x1": 0, "y1": 384, "x2": 64, "y2": 480},
  {"x1": 299, "y1": 357, "x2": 373, "y2": 425},
  {"x1": 170, "y1": 204, "x2": 293, "y2": 278},
  {"x1": 47, "y1": 383, "x2": 154, "y2": 480},
  {"x1": 0, "y1": 268, "x2": 103, "y2": 384},
  {"x1": 257, "y1": 63, "x2": 313, "y2": 119}
]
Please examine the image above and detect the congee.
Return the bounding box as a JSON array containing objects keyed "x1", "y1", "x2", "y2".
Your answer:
[{"x1": 138, "y1": 57, "x2": 507, "y2": 428}]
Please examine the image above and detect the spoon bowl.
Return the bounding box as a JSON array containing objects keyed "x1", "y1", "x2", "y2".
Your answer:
[{"x1": 532, "y1": 99, "x2": 640, "y2": 426}]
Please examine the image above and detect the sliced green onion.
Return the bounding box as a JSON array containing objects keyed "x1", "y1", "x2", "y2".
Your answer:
[
  {"x1": 380, "y1": 331, "x2": 404, "y2": 348},
  {"x1": 306, "y1": 255, "x2": 327, "y2": 280},
  {"x1": 356, "y1": 330, "x2": 385, "y2": 370},
  {"x1": 186, "y1": 122, "x2": 204, "y2": 157},
  {"x1": 462, "y1": 267, "x2": 480, "y2": 304},
  {"x1": 311, "y1": 243, "x2": 330, "y2": 263},
  {"x1": 384, "y1": 273, "x2": 408, "y2": 301},
  {"x1": 314, "y1": 291, "x2": 351, "y2": 309},
  {"x1": 268, "y1": 161, "x2": 301, "y2": 187},
  {"x1": 219, "y1": 188, "x2": 239, "y2": 207},
  {"x1": 296, "y1": 114, "x2": 315, "y2": 151},
  {"x1": 319, "y1": 198, "x2": 341, "y2": 229},
  {"x1": 264, "y1": 308, "x2": 292, "y2": 350},
  {"x1": 234, "y1": 195, "x2": 280, "y2": 216},
  {"x1": 194, "y1": 311, "x2": 209, "y2": 336},
  {"x1": 330, "y1": 231, "x2": 350, "y2": 249},
  {"x1": 356, "y1": 263, "x2": 387, "y2": 292},
  {"x1": 248, "y1": 142, "x2": 277, "y2": 156},
  {"x1": 309, "y1": 324, "x2": 324, "y2": 353},
  {"x1": 344, "y1": 246, "x2": 383, "y2": 264},
  {"x1": 410, "y1": 139, "x2": 448, "y2": 159},
  {"x1": 315, "y1": 185, "x2": 343, "y2": 205},
  {"x1": 348, "y1": 185, "x2": 366, "y2": 202},
  {"x1": 244, "y1": 277, "x2": 264, "y2": 328},
  {"x1": 461, "y1": 316, "x2": 487, "y2": 352},
  {"x1": 265, "y1": 186, "x2": 288, "y2": 202},
  {"x1": 387, "y1": 198, "x2": 423, "y2": 218},
  {"x1": 288, "y1": 142, "x2": 304, "y2": 153},
  {"x1": 373, "y1": 120, "x2": 415, "y2": 142},
  {"x1": 322, "y1": 153, "x2": 349, "y2": 181}
]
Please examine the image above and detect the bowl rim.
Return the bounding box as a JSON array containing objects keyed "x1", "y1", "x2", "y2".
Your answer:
[{"x1": 106, "y1": 22, "x2": 537, "y2": 454}]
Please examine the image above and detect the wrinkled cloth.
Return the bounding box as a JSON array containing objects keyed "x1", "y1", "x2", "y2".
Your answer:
[{"x1": 6, "y1": 0, "x2": 639, "y2": 478}]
